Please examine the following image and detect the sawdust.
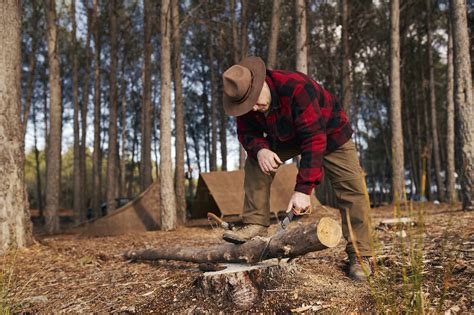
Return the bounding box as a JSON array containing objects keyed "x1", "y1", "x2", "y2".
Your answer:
[{"x1": 3, "y1": 202, "x2": 472, "y2": 313}]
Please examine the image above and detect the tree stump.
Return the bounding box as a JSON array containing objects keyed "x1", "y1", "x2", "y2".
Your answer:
[{"x1": 195, "y1": 259, "x2": 296, "y2": 310}]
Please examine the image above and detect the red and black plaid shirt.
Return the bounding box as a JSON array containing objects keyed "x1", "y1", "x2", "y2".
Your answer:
[{"x1": 237, "y1": 69, "x2": 353, "y2": 195}]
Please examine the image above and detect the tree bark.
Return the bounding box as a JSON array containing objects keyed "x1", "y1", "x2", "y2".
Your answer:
[
  {"x1": 295, "y1": 0, "x2": 308, "y2": 74},
  {"x1": 0, "y1": 0, "x2": 33, "y2": 253},
  {"x1": 106, "y1": 0, "x2": 119, "y2": 212},
  {"x1": 80, "y1": 3, "x2": 92, "y2": 221},
  {"x1": 70, "y1": 0, "x2": 82, "y2": 224},
  {"x1": 451, "y1": 0, "x2": 473, "y2": 210},
  {"x1": 341, "y1": 0, "x2": 351, "y2": 120},
  {"x1": 92, "y1": 0, "x2": 102, "y2": 218},
  {"x1": 217, "y1": 27, "x2": 227, "y2": 171},
  {"x1": 125, "y1": 217, "x2": 341, "y2": 265},
  {"x1": 267, "y1": 0, "x2": 281, "y2": 69},
  {"x1": 446, "y1": 16, "x2": 456, "y2": 205},
  {"x1": 389, "y1": 0, "x2": 404, "y2": 204},
  {"x1": 230, "y1": 0, "x2": 239, "y2": 64},
  {"x1": 140, "y1": 0, "x2": 153, "y2": 192},
  {"x1": 426, "y1": 0, "x2": 445, "y2": 202},
  {"x1": 172, "y1": 0, "x2": 186, "y2": 224},
  {"x1": 120, "y1": 72, "x2": 127, "y2": 198},
  {"x1": 45, "y1": 0, "x2": 62, "y2": 234},
  {"x1": 32, "y1": 100, "x2": 43, "y2": 215},
  {"x1": 160, "y1": 0, "x2": 177, "y2": 230}
]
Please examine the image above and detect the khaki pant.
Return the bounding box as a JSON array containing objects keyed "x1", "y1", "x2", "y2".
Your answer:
[{"x1": 242, "y1": 139, "x2": 372, "y2": 256}]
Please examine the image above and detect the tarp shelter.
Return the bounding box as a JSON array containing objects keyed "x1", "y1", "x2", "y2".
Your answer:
[
  {"x1": 191, "y1": 163, "x2": 319, "y2": 219},
  {"x1": 81, "y1": 181, "x2": 161, "y2": 237}
]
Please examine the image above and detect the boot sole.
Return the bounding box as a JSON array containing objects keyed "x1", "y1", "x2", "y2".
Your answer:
[{"x1": 222, "y1": 235, "x2": 246, "y2": 244}]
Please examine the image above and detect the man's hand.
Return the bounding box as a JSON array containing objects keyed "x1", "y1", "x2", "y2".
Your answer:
[
  {"x1": 286, "y1": 191, "x2": 311, "y2": 215},
  {"x1": 257, "y1": 148, "x2": 283, "y2": 175}
]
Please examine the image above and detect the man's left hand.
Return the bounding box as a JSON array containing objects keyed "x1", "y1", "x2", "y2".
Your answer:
[{"x1": 286, "y1": 191, "x2": 311, "y2": 215}]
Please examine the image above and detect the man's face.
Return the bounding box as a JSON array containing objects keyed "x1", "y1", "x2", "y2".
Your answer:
[{"x1": 252, "y1": 82, "x2": 271, "y2": 113}]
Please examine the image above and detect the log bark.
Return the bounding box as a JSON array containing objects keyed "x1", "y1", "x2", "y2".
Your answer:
[{"x1": 124, "y1": 217, "x2": 341, "y2": 265}]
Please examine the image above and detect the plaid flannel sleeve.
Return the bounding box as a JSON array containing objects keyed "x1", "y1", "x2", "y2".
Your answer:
[
  {"x1": 293, "y1": 83, "x2": 327, "y2": 195},
  {"x1": 237, "y1": 114, "x2": 270, "y2": 159}
]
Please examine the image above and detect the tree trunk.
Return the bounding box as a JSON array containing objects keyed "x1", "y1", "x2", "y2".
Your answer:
[
  {"x1": 230, "y1": 0, "x2": 239, "y2": 63},
  {"x1": 207, "y1": 8, "x2": 218, "y2": 172},
  {"x1": 426, "y1": 0, "x2": 445, "y2": 202},
  {"x1": 446, "y1": 16, "x2": 456, "y2": 205},
  {"x1": 240, "y1": 0, "x2": 249, "y2": 59},
  {"x1": 341, "y1": 0, "x2": 351, "y2": 120},
  {"x1": 0, "y1": 0, "x2": 33, "y2": 253},
  {"x1": 389, "y1": 0, "x2": 404, "y2": 204},
  {"x1": 80, "y1": 4, "x2": 92, "y2": 221},
  {"x1": 140, "y1": 0, "x2": 153, "y2": 192},
  {"x1": 106, "y1": 0, "x2": 118, "y2": 213},
  {"x1": 451, "y1": 0, "x2": 473, "y2": 210},
  {"x1": 160, "y1": 0, "x2": 177, "y2": 231},
  {"x1": 172, "y1": 0, "x2": 186, "y2": 224},
  {"x1": 120, "y1": 73, "x2": 127, "y2": 198},
  {"x1": 92, "y1": 0, "x2": 102, "y2": 218},
  {"x1": 45, "y1": 0, "x2": 62, "y2": 234},
  {"x1": 22, "y1": 0, "x2": 38, "y2": 137},
  {"x1": 70, "y1": 0, "x2": 82, "y2": 224},
  {"x1": 125, "y1": 217, "x2": 341, "y2": 264},
  {"x1": 295, "y1": 0, "x2": 308, "y2": 74},
  {"x1": 32, "y1": 101, "x2": 43, "y2": 215},
  {"x1": 267, "y1": 0, "x2": 281, "y2": 69},
  {"x1": 217, "y1": 27, "x2": 227, "y2": 172}
]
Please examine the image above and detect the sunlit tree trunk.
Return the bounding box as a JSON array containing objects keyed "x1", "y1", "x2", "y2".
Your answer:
[
  {"x1": 267, "y1": 0, "x2": 280, "y2": 69},
  {"x1": 172, "y1": 0, "x2": 186, "y2": 224},
  {"x1": 446, "y1": 17, "x2": 456, "y2": 205},
  {"x1": 106, "y1": 0, "x2": 119, "y2": 213},
  {"x1": 0, "y1": 0, "x2": 33, "y2": 253},
  {"x1": 140, "y1": 0, "x2": 153, "y2": 192},
  {"x1": 208, "y1": 5, "x2": 217, "y2": 172},
  {"x1": 160, "y1": 0, "x2": 177, "y2": 230},
  {"x1": 389, "y1": 0, "x2": 404, "y2": 203},
  {"x1": 45, "y1": 0, "x2": 62, "y2": 234},
  {"x1": 451, "y1": 0, "x2": 473, "y2": 210},
  {"x1": 92, "y1": 0, "x2": 102, "y2": 218},
  {"x1": 295, "y1": 0, "x2": 307, "y2": 74}
]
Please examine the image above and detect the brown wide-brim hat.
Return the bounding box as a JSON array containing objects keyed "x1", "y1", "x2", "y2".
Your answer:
[{"x1": 222, "y1": 56, "x2": 266, "y2": 117}]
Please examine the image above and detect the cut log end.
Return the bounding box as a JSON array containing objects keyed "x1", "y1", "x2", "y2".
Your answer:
[{"x1": 316, "y1": 217, "x2": 342, "y2": 248}]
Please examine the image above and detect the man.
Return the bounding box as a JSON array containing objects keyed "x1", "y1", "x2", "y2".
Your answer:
[{"x1": 221, "y1": 56, "x2": 372, "y2": 281}]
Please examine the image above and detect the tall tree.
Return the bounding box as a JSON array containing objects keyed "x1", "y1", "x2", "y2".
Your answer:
[
  {"x1": 160, "y1": 0, "x2": 177, "y2": 230},
  {"x1": 341, "y1": 0, "x2": 352, "y2": 119},
  {"x1": 92, "y1": 0, "x2": 102, "y2": 218},
  {"x1": 80, "y1": 2, "x2": 92, "y2": 221},
  {"x1": 22, "y1": 0, "x2": 38, "y2": 137},
  {"x1": 172, "y1": 0, "x2": 186, "y2": 223},
  {"x1": 106, "y1": 0, "x2": 119, "y2": 212},
  {"x1": 240, "y1": 0, "x2": 249, "y2": 58},
  {"x1": 267, "y1": 0, "x2": 281, "y2": 69},
  {"x1": 446, "y1": 16, "x2": 456, "y2": 205},
  {"x1": 70, "y1": 0, "x2": 82, "y2": 223},
  {"x1": 295, "y1": 0, "x2": 308, "y2": 74},
  {"x1": 208, "y1": 5, "x2": 217, "y2": 172},
  {"x1": 44, "y1": 0, "x2": 62, "y2": 233},
  {"x1": 0, "y1": 0, "x2": 33, "y2": 253},
  {"x1": 451, "y1": 0, "x2": 473, "y2": 210},
  {"x1": 140, "y1": 0, "x2": 153, "y2": 191},
  {"x1": 237, "y1": 0, "x2": 247, "y2": 169},
  {"x1": 389, "y1": 0, "x2": 404, "y2": 203},
  {"x1": 426, "y1": 0, "x2": 445, "y2": 202}
]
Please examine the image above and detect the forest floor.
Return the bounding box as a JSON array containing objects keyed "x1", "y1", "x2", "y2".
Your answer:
[{"x1": 3, "y1": 202, "x2": 473, "y2": 313}]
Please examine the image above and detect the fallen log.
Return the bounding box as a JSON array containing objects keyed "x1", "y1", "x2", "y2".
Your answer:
[{"x1": 124, "y1": 217, "x2": 342, "y2": 264}]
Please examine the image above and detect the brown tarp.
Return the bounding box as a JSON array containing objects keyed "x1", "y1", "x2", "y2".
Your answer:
[
  {"x1": 191, "y1": 163, "x2": 320, "y2": 218},
  {"x1": 81, "y1": 181, "x2": 161, "y2": 237}
]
